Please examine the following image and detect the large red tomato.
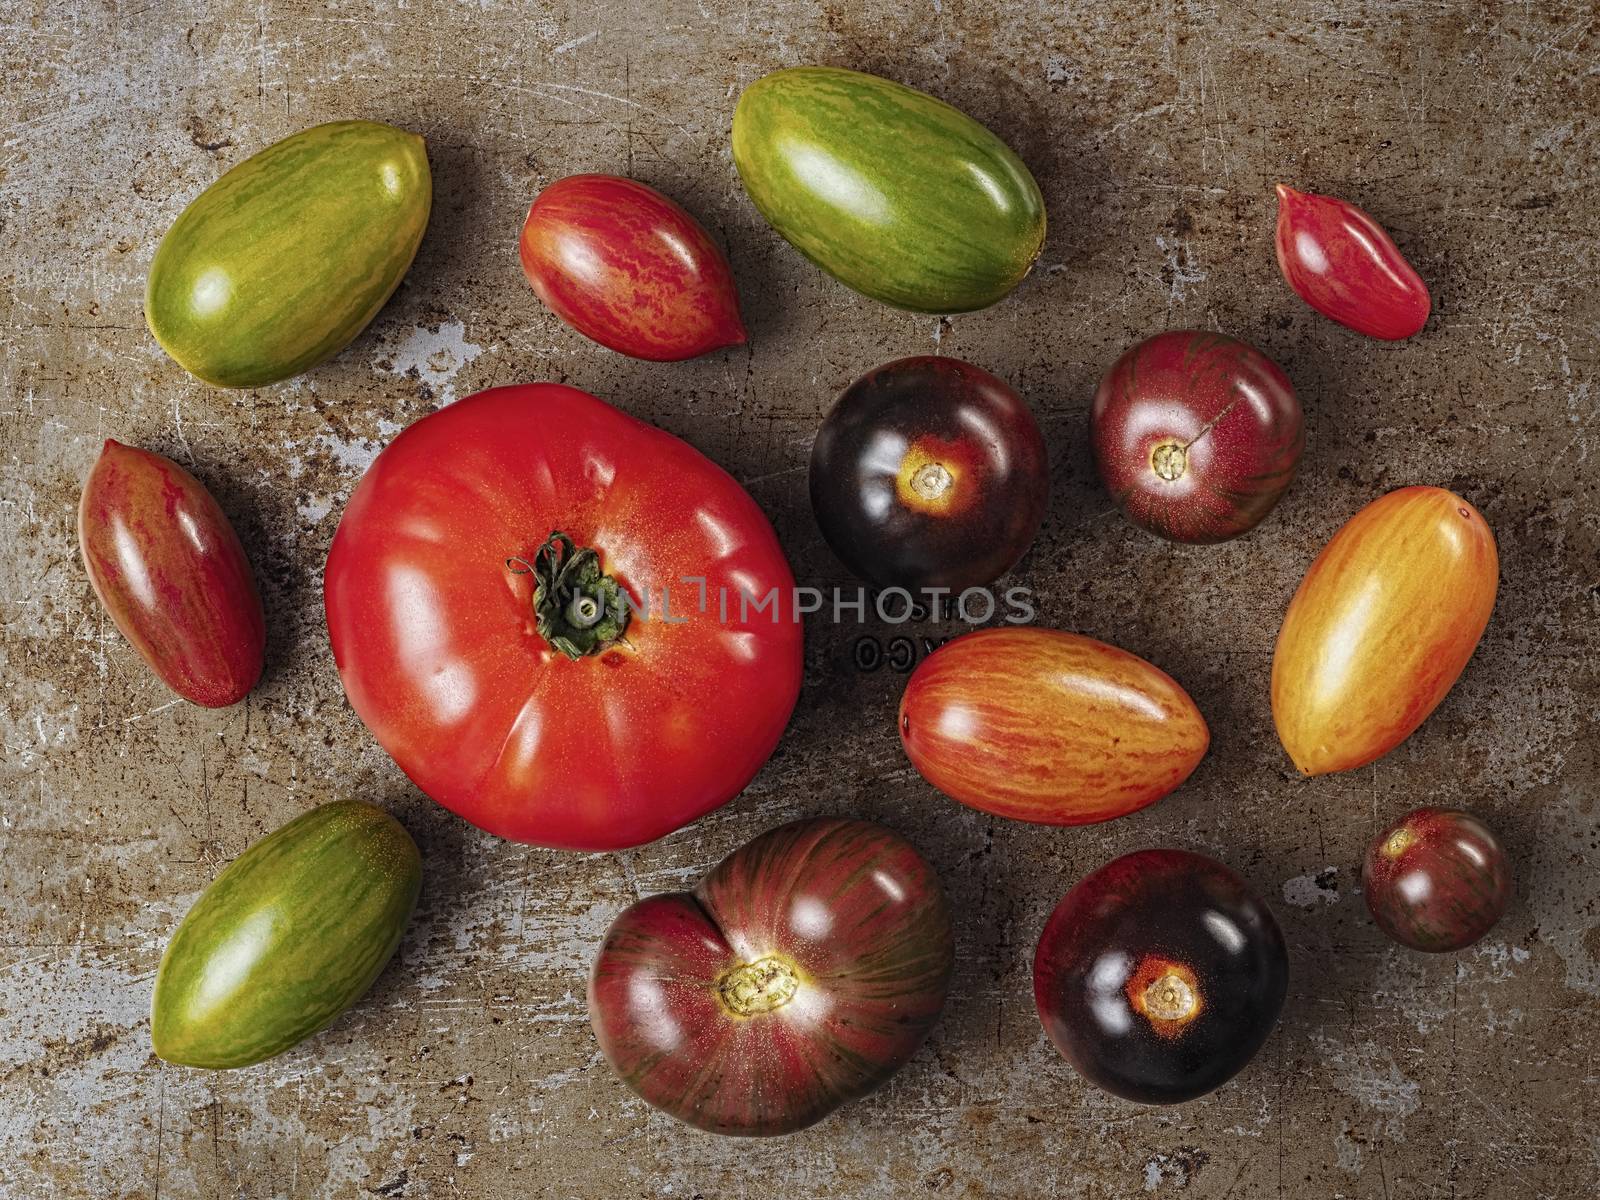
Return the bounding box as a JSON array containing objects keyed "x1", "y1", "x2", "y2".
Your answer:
[{"x1": 324, "y1": 384, "x2": 803, "y2": 851}]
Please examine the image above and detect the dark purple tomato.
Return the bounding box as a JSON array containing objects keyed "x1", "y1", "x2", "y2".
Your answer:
[
  {"x1": 1363, "y1": 807, "x2": 1511, "y2": 952},
  {"x1": 809, "y1": 356, "x2": 1048, "y2": 591},
  {"x1": 588, "y1": 817, "x2": 953, "y2": 1136},
  {"x1": 1033, "y1": 849, "x2": 1287, "y2": 1104},
  {"x1": 1091, "y1": 331, "x2": 1303, "y2": 544}
]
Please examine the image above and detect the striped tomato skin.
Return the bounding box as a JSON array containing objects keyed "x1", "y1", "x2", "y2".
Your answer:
[
  {"x1": 145, "y1": 120, "x2": 431, "y2": 388},
  {"x1": 732, "y1": 67, "x2": 1045, "y2": 313},
  {"x1": 899, "y1": 628, "x2": 1209, "y2": 826},
  {"x1": 588, "y1": 817, "x2": 953, "y2": 1136},
  {"x1": 77, "y1": 439, "x2": 264, "y2": 707},
  {"x1": 1363, "y1": 807, "x2": 1512, "y2": 952},
  {"x1": 1271, "y1": 487, "x2": 1498, "y2": 776},
  {"x1": 1091, "y1": 331, "x2": 1303, "y2": 544},
  {"x1": 152, "y1": 801, "x2": 421, "y2": 1069},
  {"x1": 1274, "y1": 184, "x2": 1431, "y2": 340},
  {"x1": 519, "y1": 175, "x2": 745, "y2": 361}
]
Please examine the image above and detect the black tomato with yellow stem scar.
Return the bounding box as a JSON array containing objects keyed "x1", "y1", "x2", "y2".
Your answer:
[
  {"x1": 809, "y1": 356, "x2": 1048, "y2": 591},
  {"x1": 1091, "y1": 331, "x2": 1303, "y2": 543},
  {"x1": 1033, "y1": 849, "x2": 1287, "y2": 1104}
]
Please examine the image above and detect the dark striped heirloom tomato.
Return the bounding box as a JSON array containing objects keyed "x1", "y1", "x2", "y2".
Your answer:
[
  {"x1": 1363, "y1": 808, "x2": 1512, "y2": 952},
  {"x1": 899, "y1": 627, "x2": 1208, "y2": 826},
  {"x1": 324, "y1": 384, "x2": 802, "y2": 851},
  {"x1": 78, "y1": 439, "x2": 265, "y2": 707},
  {"x1": 1274, "y1": 184, "x2": 1431, "y2": 340},
  {"x1": 588, "y1": 817, "x2": 954, "y2": 1136},
  {"x1": 1091, "y1": 331, "x2": 1303, "y2": 544},
  {"x1": 809, "y1": 356, "x2": 1048, "y2": 590},
  {"x1": 519, "y1": 174, "x2": 746, "y2": 361},
  {"x1": 1033, "y1": 850, "x2": 1288, "y2": 1104}
]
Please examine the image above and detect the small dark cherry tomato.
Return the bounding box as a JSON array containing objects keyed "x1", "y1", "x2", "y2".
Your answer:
[
  {"x1": 1091, "y1": 331, "x2": 1303, "y2": 544},
  {"x1": 519, "y1": 174, "x2": 746, "y2": 361},
  {"x1": 1363, "y1": 807, "x2": 1511, "y2": 952},
  {"x1": 809, "y1": 356, "x2": 1048, "y2": 591},
  {"x1": 1274, "y1": 184, "x2": 1431, "y2": 340},
  {"x1": 1033, "y1": 849, "x2": 1287, "y2": 1104},
  {"x1": 78, "y1": 439, "x2": 265, "y2": 707},
  {"x1": 589, "y1": 817, "x2": 953, "y2": 1136}
]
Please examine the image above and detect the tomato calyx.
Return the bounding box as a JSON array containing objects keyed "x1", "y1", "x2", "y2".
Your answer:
[{"x1": 507, "y1": 531, "x2": 630, "y2": 660}]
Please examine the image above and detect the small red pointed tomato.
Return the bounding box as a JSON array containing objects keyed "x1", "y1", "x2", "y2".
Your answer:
[
  {"x1": 519, "y1": 174, "x2": 746, "y2": 361},
  {"x1": 1034, "y1": 849, "x2": 1287, "y2": 1104},
  {"x1": 1363, "y1": 808, "x2": 1511, "y2": 952},
  {"x1": 809, "y1": 356, "x2": 1048, "y2": 590},
  {"x1": 77, "y1": 440, "x2": 265, "y2": 707},
  {"x1": 1272, "y1": 487, "x2": 1498, "y2": 776},
  {"x1": 899, "y1": 627, "x2": 1208, "y2": 826},
  {"x1": 1274, "y1": 184, "x2": 1431, "y2": 340},
  {"x1": 1091, "y1": 331, "x2": 1303, "y2": 543},
  {"x1": 589, "y1": 817, "x2": 954, "y2": 1136}
]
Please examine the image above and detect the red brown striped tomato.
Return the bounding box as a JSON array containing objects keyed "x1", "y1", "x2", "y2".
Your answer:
[
  {"x1": 898, "y1": 627, "x2": 1209, "y2": 825},
  {"x1": 77, "y1": 439, "x2": 265, "y2": 707},
  {"x1": 1090, "y1": 330, "x2": 1303, "y2": 544},
  {"x1": 588, "y1": 817, "x2": 953, "y2": 1136},
  {"x1": 1362, "y1": 807, "x2": 1512, "y2": 952},
  {"x1": 519, "y1": 174, "x2": 745, "y2": 361},
  {"x1": 1271, "y1": 486, "x2": 1498, "y2": 776}
]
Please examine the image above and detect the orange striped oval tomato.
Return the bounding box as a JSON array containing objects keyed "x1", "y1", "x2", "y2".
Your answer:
[
  {"x1": 898, "y1": 627, "x2": 1209, "y2": 825},
  {"x1": 1271, "y1": 486, "x2": 1498, "y2": 776}
]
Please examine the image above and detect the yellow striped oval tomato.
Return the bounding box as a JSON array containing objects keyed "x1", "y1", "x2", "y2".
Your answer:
[
  {"x1": 1271, "y1": 486, "x2": 1498, "y2": 776},
  {"x1": 898, "y1": 627, "x2": 1209, "y2": 825}
]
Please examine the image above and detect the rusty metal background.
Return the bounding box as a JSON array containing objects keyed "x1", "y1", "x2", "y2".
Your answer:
[{"x1": 3, "y1": 1, "x2": 1598, "y2": 1196}]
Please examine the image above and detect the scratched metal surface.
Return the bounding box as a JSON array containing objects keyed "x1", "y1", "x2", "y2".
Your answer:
[{"x1": 2, "y1": 0, "x2": 1598, "y2": 1196}]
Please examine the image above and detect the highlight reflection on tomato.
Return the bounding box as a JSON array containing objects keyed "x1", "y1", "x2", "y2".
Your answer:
[
  {"x1": 1033, "y1": 849, "x2": 1287, "y2": 1104},
  {"x1": 78, "y1": 439, "x2": 265, "y2": 707},
  {"x1": 1091, "y1": 331, "x2": 1303, "y2": 543},
  {"x1": 588, "y1": 817, "x2": 954, "y2": 1136},
  {"x1": 324, "y1": 384, "x2": 803, "y2": 851},
  {"x1": 809, "y1": 356, "x2": 1048, "y2": 590}
]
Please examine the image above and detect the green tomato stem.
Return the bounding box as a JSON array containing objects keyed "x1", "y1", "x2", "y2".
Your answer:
[{"x1": 507, "y1": 531, "x2": 630, "y2": 659}]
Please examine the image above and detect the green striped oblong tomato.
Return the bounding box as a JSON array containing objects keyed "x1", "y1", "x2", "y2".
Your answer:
[
  {"x1": 731, "y1": 67, "x2": 1046, "y2": 313},
  {"x1": 145, "y1": 120, "x2": 431, "y2": 388},
  {"x1": 151, "y1": 800, "x2": 421, "y2": 1069}
]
